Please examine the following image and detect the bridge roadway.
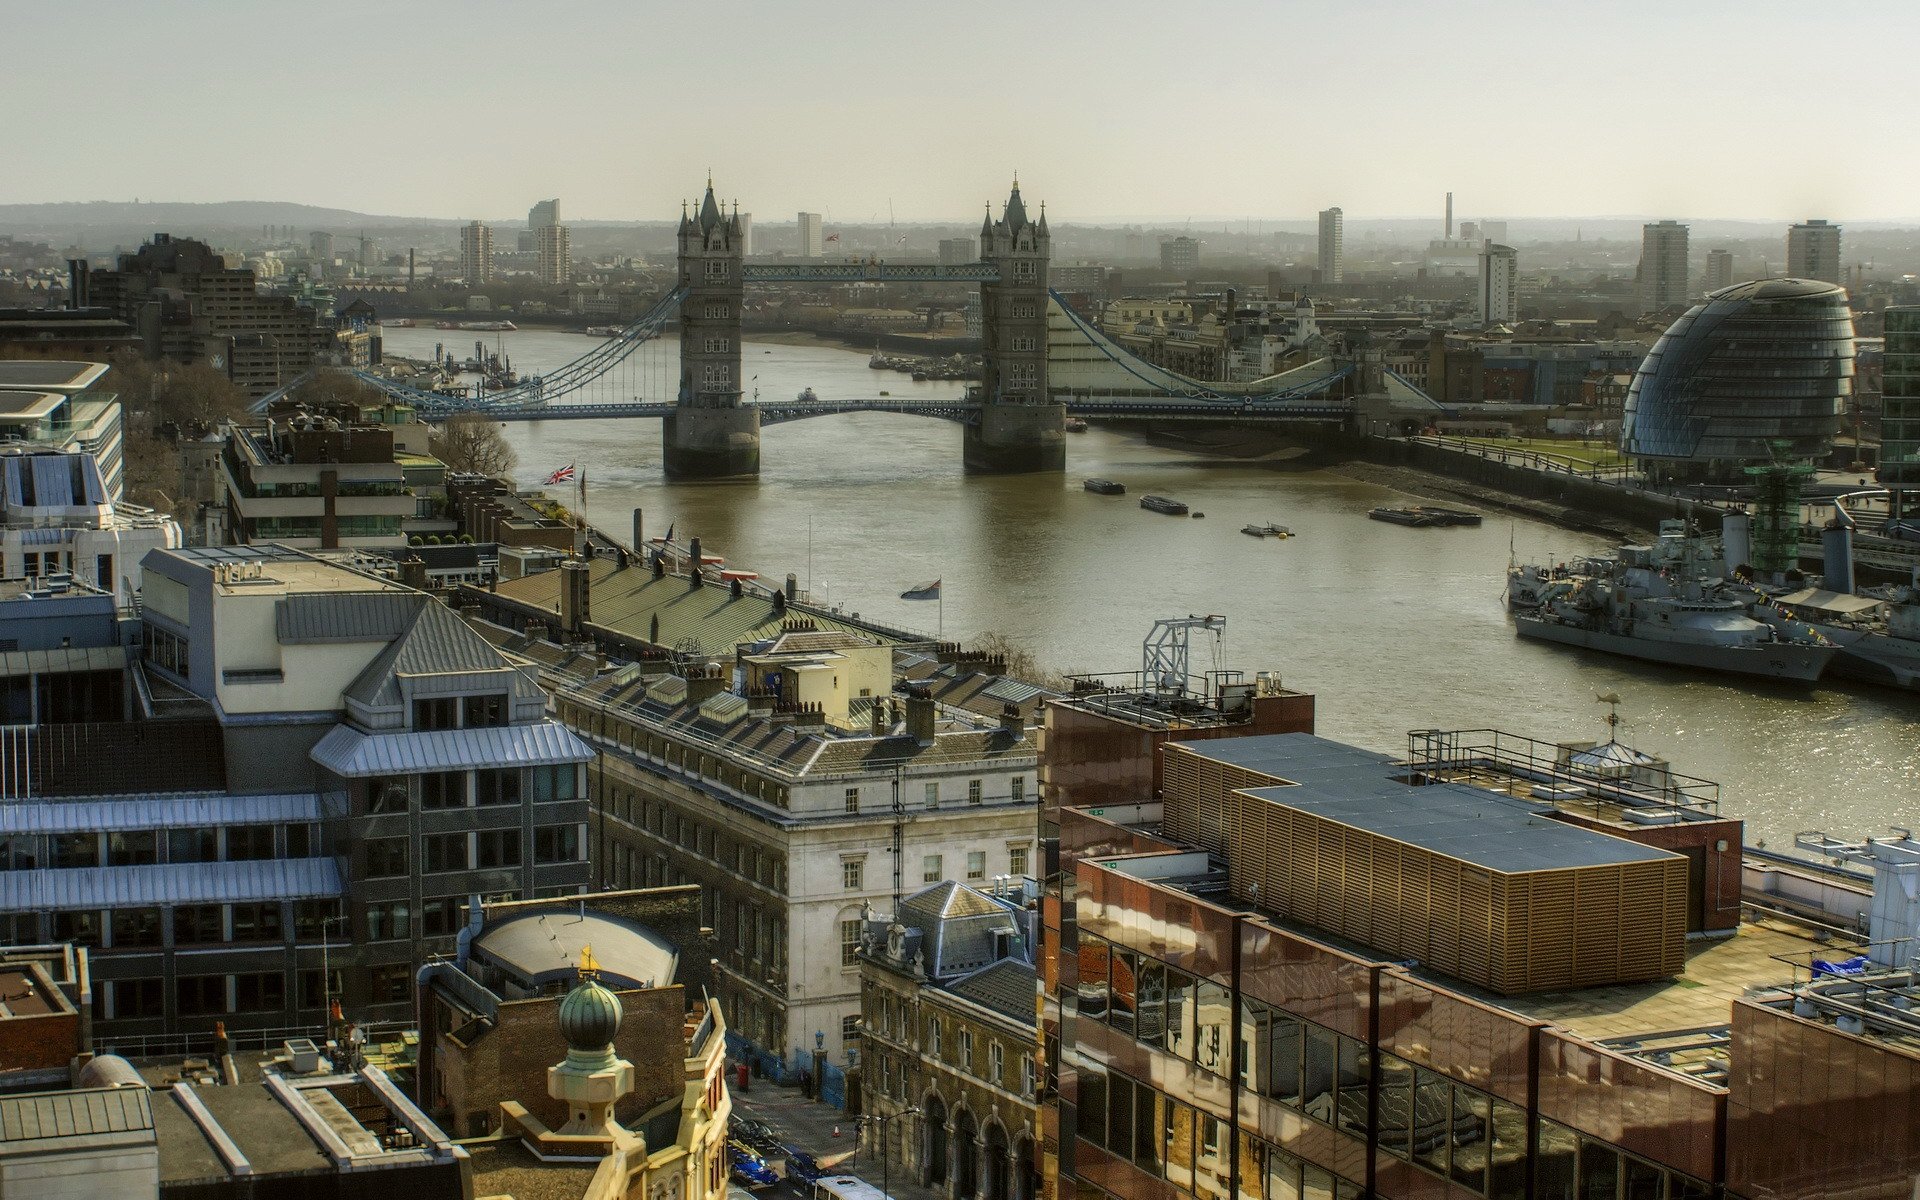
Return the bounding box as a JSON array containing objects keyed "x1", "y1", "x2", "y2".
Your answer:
[{"x1": 463, "y1": 395, "x2": 1357, "y2": 424}]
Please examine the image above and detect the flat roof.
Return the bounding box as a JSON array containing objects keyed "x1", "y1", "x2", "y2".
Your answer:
[
  {"x1": 0, "y1": 361, "x2": 108, "y2": 393},
  {"x1": 1190, "y1": 734, "x2": 1680, "y2": 873},
  {"x1": 0, "y1": 391, "x2": 65, "y2": 421}
]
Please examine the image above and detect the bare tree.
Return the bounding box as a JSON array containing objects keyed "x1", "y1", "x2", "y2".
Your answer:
[{"x1": 432, "y1": 412, "x2": 519, "y2": 479}]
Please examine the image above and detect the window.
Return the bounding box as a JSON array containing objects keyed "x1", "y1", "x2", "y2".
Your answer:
[
  {"x1": 422, "y1": 896, "x2": 464, "y2": 938},
  {"x1": 922, "y1": 854, "x2": 943, "y2": 883},
  {"x1": 477, "y1": 829, "x2": 522, "y2": 868},
  {"x1": 926, "y1": 1017, "x2": 941, "y2": 1056},
  {"x1": 704, "y1": 336, "x2": 732, "y2": 353},
  {"x1": 532, "y1": 765, "x2": 578, "y2": 802},
  {"x1": 174, "y1": 905, "x2": 223, "y2": 945},
  {"x1": 53, "y1": 910, "x2": 100, "y2": 946},
  {"x1": 235, "y1": 972, "x2": 285, "y2": 1012},
  {"x1": 371, "y1": 964, "x2": 412, "y2": 1003},
  {"x1": 842, "y1": 1014, "x2": 861, "y2": 1042},
  {"x1": 367, "y1": 902, "x2": 412, "y2": 941},
  {"x1": 367, "y1": 775, "x2": 409, "y2": 814},
  {"x1": 704, "y1": 260, "x2": 728, "y2": 281},
  {"x1": 107, "y1": 831, "x2": 157, "y2": 866},
  {"x1": 111, "y1": 907, "x2": 162, "y2": 948},
  {"x1": 1010, "y1": 776, "x2": 1026, "y2": 802},
  {"x1": 923, "y1": 782, "x2": 939, "y2": 808},
  {"x1": 959, "y1": 1028, "x2": 973, "y2": 1065},
  {"x1": 844, "y1": 787, "x2": 860, "y2": 814},
  {"x1": 286, "y1": 825, "x2": 313, "y2": 858},
  {"x1": 1013, "y1": 260, "x2": 1037, "y2": 281},
  {"x1": 535, "y1": 825, "x2": 581, "y2": 863},
  {"x1": 424, "y1": 833, "x2": 470, "y2": 873},
  {"x1": 413, "y1": 697, "x2": 458, "y2": 730},
  {"x1": 419, "y1": 771, "x2": 466, "y2": 809},
  {"x1": 967, "y1": 850, "x2": 986, "y2": 881},
  {"x1": 704, "y1": 302, "x2": 730, "y2": 319},
  {"x1": 1021, "y1": 1053, "x2": 1036, "y2": 1097},
  {"x1": 111, "y1": 978, "x2": 163, "y2": 1019},
  {"x1": 168, "y1": 828, "x2": 215, "y2": 864},
  {"x1": 365, "y1": 837, "x2": 409, "y2": 877},
  {"x1": 225, "y1": 825, "x2": 275, "y2": 861},
  {"x1": 294, "y1": 900, "x2": 344, "y2": 941},
  {"x1": 841, "y1": 918, "x2": 863, "y2": 967},
  {"x1": 463, "y1": 693, "x2": 507, "y2": 727},
  {"x1": 230, "y1": 903, "x2": 282, "y2": 942},
  {"x1": 1009, "y1": 845, "x2": 1029, "y2": 876},
  {"x1": 842, "y1": 859, "x2": 864, "y2": 890},
  {"x1": 475, "y1": 769, "x2": 521, "y2": 806},
  {"x1": 176, "y1": 976, "x2": 227, "y2": 1016},
  {"x1": 52, "y1": 833, "x2": 98, "y2": 868},
  {"x1": 1011, "y1": 337, "x2": 1037, "y2": 352},
  {"x1": 967, "y1": 779, "x2": 982, "y2": 805},
  {"x1": 989, "y1": 1041, "x2": 1005, "y2": 1084}
]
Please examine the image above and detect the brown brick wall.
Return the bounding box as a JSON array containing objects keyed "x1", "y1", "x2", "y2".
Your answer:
[{"x1": 0, "y1": 1011, "x2": 81, "y2": 1074}]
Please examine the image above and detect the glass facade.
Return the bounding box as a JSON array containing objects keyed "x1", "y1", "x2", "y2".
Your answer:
[
  {"x1": 1882, "y1": 306, "x2": 1920, "y2": 502},
  {"x1": 1620, "y1": 278, "x2": 1854, "y2": 478}
]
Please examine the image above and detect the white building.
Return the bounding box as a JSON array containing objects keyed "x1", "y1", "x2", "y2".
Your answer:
[
  {"x1": 1426, "y1": 238, "x2": 1483, "y2": 278},
  {"x1": 1478, "y1": 243, "x2": 1519, "y2": 325},
  {"x1": 461, "y1": 221, "x2": 495, "y2": 285},
  {"x1": 798, "y1": 212, "x2": 824, "y2": 258},
  {"x1": 1317, "y1": 207, "x2": 1343, "y2": 283},
  {"x1": 0, "y1": 449, "x2": 180, "y2": 601}
]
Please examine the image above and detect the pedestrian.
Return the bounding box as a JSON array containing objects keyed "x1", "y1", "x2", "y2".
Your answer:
[{"x1": 346, "y1": 1022, "x2": 366, "y2": 1070}]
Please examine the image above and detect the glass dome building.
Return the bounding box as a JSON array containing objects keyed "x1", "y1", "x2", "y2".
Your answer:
[{"x1": 1620, "y1": 278, "x2": 1854, "y2": 479}]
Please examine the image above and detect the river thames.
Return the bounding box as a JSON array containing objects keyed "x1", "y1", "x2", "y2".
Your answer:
[{"x1": 382, "y1": 326, "x2": 1920, "y2": 846}]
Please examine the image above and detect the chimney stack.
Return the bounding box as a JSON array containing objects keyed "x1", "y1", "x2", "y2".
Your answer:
[
  {"x1": 1000, "y1": 701, "x2": 1023, "y2": 735},
  {"x1": 559, "y1": 559, "x2": 591, "y2": 634},
  {"x1": 688, "y1": 537, "x2": 703, "y2": 591},
  {"x1": 785, "y1": 573, "x2": 798, "y2": 602},
  {"x1": 904, "y1": 685, "x2": 936, "y2": 746},
  {"x1": 632, "y1": 507, "x2": 644, "y2": 554}
]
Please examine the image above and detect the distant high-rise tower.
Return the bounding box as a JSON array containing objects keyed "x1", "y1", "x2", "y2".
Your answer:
[
  {"x1": 1445, "y1": 192, "x2": 1453, "y2": 238},
  {"x1": 536, "y1": 224, "x2": 571, "y2": 285},
  {"x1": 1480, "y1": 220, "x2": 1507, "y2": 245},
  {"x1": 1639, "y1": 220, "x2": 1690, "y2": 312},
  {"x1": 1159, "y1": 236, "x2": 1200, "y2": 273},
  {"x1": 1787, "y1": 219, "x2": 1842, "y2": 284},
  {"x1": 528, "y1": 198, "x2": 560, "y2": 230},
  {"x1": 1317, "y1": 207, "x2": 1344, "y2": 284},
  {"x1": 309, "y1": 231, "x2": 334, "y2": 263},
  {"x1": 738, "y1": 212, "x2": 753, "y2": 256},
  {"x1": 1477, "y1": 243, "x2": 1518, "y2": 324},
  {"x1": 461, "y1": 221, "x2": 495, "y2": 285},
  {"x1": 798, "y1": 212, "x2": 824, "y2": 257},
  {"x1": 1705, "y1": 248, "x2": 1735, "y2": 293},
  {"x1": 358, "y1": 235, "x2": 375, "y2": 269}
]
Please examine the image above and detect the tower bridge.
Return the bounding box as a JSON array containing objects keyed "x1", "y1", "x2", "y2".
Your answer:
[{"x1": 348, "y1": 178, "x2": 1436, "y2": 475}]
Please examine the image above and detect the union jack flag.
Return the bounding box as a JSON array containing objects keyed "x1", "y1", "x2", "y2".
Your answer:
[
  {"x1": 824, "y1": 233, "x2": 841, "y2": 243},
  {"x1": 544, "y1": 464, "x2": 576, "y2": 485}
]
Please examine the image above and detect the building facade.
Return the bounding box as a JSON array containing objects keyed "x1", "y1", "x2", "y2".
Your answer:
[
  {"x1": 0, "y1": 359, "x2": 128, "y2": 501},
  {"x1": 1316, "y1": 209, "x2": 1343, "y2": 285},
  {"x1": 1703, "y1": 248, "x2": 1735, "y2": 293},
  {"x1": 217, "y1": 401, "x2": 419, "y2": 549},
  {"x1": 799, "y1": 212, "x2": 826, "y2": 257},
  {"x1": 461, "y1": 220, "x2": 495, "y2": 285},
  {"x1": 0, "y1": 544, "x2": 592, "y2": 1041},
  {"x1": 1639, "y1": 220, "x2": 1690, "y2": 313},
  {"x1": 1883, "y1": 305, "x2": 1920, "y2": 515},
  {"x1": 1160, "y1": 238, "x2": 1201, "y2": 274},
  {"x1": 1476, "y1": 244, "x2": 1517, "y2": 325},
  {"x1": 0, "y1": 448, "x2": 179, "y2": 600},
  {"x1": 860, "y1": 879, "x2": 1042, "y2": 1200},
  {"x1": 1786, "y1": 219, "x2": 1841, "y2": 285},
  {"x1": 1621, "y1": 278, "x2": 1854, "y2": 478}
]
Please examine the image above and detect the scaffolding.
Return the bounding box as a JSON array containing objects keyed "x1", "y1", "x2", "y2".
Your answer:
[{"x1": 1745, "y1": 442, "x2": 1814, "y2": 574}]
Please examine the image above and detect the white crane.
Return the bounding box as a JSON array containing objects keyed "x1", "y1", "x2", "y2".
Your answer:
[{"x1": 1142, "y1": 614, "x2": 1226, "y2": 693}]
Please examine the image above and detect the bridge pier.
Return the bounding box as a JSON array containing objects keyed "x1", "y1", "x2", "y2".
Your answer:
[
  {"x1": 963, "y1": 402, "x2": 1065, "y2": 473},
  {"x1": 663, "y1": 406, "x2": 761, "y2": 479}
]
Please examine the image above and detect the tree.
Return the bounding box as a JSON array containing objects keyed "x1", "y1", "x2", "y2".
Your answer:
[
  {"x1": 432, "y1": 411, "x2": 519, "y2": 480},
  {"x1": 285, "y1": 371, "x2": 390, "y2": 411}
]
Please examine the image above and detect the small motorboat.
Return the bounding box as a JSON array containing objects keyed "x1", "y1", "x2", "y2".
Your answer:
[
  {"x1": 1083, "y1": 478, "x2": 1125, "y2": 495},
  {"x1": 1064, "y1": 417, "x2": 1089, "y2": 433},
  {"x1": 1192, "y1": 512, "x2": 1205, "y2": 519},
  {"x1": 1369, "y1": 507, "x2": 1436, "y2": 526},
  {"x1": 1265, "y1": 524, "x2": 1294, "y2": 538},
  {"x1": 1242, "y1": 524, "x2": 1271, "y2": 537},
  {"x1": 1140, "y1": 495, "x2": 1189, "y2": 515}
]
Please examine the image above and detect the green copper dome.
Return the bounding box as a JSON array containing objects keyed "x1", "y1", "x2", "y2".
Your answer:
[{"x1": 559, "y1": 976, "x2": 622, "y2": 1052}]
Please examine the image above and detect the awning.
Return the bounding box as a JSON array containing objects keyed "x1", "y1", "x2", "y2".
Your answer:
[
  {"x1": 309, "y1": 721, "x2": 592, "y2": 778},
  {"x1": 0, "y1": 793, "x2": 321, "y2": 835},
  {"x1": 1774, "y1": 588, "x2": 1885, "y2": 616},
  {"x1": 0, "y1": 858, "x2": 343, "y2": 911}
]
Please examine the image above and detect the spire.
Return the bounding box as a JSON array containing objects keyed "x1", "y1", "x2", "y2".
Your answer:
[
  {"x1": 1003, "y1": 178, "x2": 1028, "y2": 234},
  {"x1": 980, "y1": 203, "x2": 993, "y2": 239},
  {"x1": 1037, "y1": 200, "x2": 1049, "y2": 236}
]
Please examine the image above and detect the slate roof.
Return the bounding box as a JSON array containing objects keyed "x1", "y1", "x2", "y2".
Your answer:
[
  {"x1": 0, "y1": 792, "x2": 320, "y2": 835},
  {"x1": 0, "y1": 858, "x2": 342, "y2": 911},
  {"x1": 342, "y1": 599, "x2": 531, "y2": 709},
  {"x1": 309, "y1": 722, "x2": 592, "y2": 777},
  {"x1": 487, "y1": 558, "x2": 878, "y2": 653},
  {"x1": 275, "y1": 592, "x2": 421, "y2": 644},
  {"x1": 898, "y1": 881, "x2": 1022, "y2": 981},
  {"x1": 948, "y1": 958, "x2": 1039, "y2": 1025},
  {"x1": 0, "y1": 1088, "x2": 153, "y2": 1148}
]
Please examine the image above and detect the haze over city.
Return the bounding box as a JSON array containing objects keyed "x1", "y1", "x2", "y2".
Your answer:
[{"x1": 10, "y1": 0, "x2": 1918, "y2": 222}]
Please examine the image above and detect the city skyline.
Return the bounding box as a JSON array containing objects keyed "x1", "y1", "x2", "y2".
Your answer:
[{"x1": 10, "y1": 0, "x2": 1918, "y2": 222}]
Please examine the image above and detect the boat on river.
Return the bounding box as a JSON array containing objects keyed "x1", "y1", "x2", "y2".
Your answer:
[
  {"x1": 1508, "y1": 522, "x2": 1838, "y2": 682},
  {"x1": 1064, "y1": 417, "x2": 1089, "y2": 433},
  {"x1": 1369, "y1": 507, "x2": 1435, "y2": 526},
  {"x1": 1140, "y1": 495, "x2": 1189, "y2": 516},
  {"x1": 1083, "y1": 479, "x2": 1125, "y2": 495}
]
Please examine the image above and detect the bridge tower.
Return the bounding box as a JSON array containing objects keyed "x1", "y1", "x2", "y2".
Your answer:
[
  {"x1": 967, "y1": 179, "x2": 1065, "y2": 473},
  {"x1": 666, "y1": 179, "x2": 758, "y2": 478}
]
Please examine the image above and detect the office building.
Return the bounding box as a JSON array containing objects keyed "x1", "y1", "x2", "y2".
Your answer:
[
  {"x1": 0, "y1": 543, "x2": 592, "y2": 1039},
  {"x1": 218, "y1": 397, "x2": 425, "y2": 549},
  {"x1": 1425, "y1": 238, "x2": 1482, "y2": 278},
  {"x1": 1786, "y1": 218, "x2": 1842, "y2": 284},
  {"x1": 0, "y1": 306, "x2": 141, "y2": 359},
  {"x1": 858, "y1": 878, "x2": 1042, "y2": 1199},
  {"x1": 528, "y1": 198, "x2": 560, "y2": 231},
  {"x1": 1621, "y1": 278, "x2": 1854, "y2": 478},
  {"x1": 1160, "y1": 237, "x2": 1201, "y2": 274},
  {"x1": 87, "y1": 235, "x2": 326, "y2": 397},
  {"x1": 1704, "y1": 247, "x2": 1735, "y2": 292},
  {"x1": 1477, "y1": 243, "x2": 1518, "y2": 325},
  {"x1": 461, "y1": 220, "x2": 495, "y2": 285},
  {"x1": 0, "y1": 360, "x2": 128, "y2": 500},
  {"x1": 0, "y1": 447, "x2": 179, "y2": 601},
  {"x1": 1639, "y1": 220, "x2": 1690, "y2": 312},
  {"x1": 799, "y1": 212, "x2": 825, "y2": 257},
  {"x1": 1882, "y1": 306, "x2": 1920, "y2": 516},
  {"x1": 1050, "y1": 728, "x2": 1917, "y2": 1200},
  {"x1": 940, "y1": 237, "x2": 980, "y2": 266}
]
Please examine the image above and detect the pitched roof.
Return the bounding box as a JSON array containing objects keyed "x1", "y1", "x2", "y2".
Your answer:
[
  {"x1": 948, "y1": 958, "x2": 1039, "y2": 1025},
  {"x1": 0, "y1": 1088, "x2": 153, "y2": 1148},
  {"x1": 899, "y1": 880, "x2": 1022, "y2": 981},
  {"x1": 309, "y1": 722, "x2": 592, "y2": 777},
  {"x1": 342, "y1": 599, "x2": 524, "y2": 708},
  {"x1": 275, "y1": 591, "x2": 422, "y2": 644},
  {"x1": 0, "y1": 858, "x2": 342, "y2": 910}
]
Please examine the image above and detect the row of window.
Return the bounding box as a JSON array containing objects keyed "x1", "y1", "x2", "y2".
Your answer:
[
  {"x1": 0, "y1": 825, "x2": 311, "y2": 872},
  {"x1": 838, "y1": 843, "x2": 1029, "y2": 893},
  {"x1": 599, "y1": 780, "x2": 787, "y2": 892},
  {"x1": 841, "y1": 776, "x2": 1028, "y2": 813},
  {"x1": 566, "y1": 699, "x2": 794, "y2": 809},
  {"x1": 11, "y1": 900, "x2": 344, "y2": 950},
  {"x1": 109, "y1": 964, "x2": 410, "y2": 1020},
  {"x1": 362, "y1": 824, "x2": 581, "y2": 877}
]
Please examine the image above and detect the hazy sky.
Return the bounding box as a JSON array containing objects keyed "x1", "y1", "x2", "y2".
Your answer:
[{"x1": 11, "y1": 0, "x2": 1914, "y2": 223}]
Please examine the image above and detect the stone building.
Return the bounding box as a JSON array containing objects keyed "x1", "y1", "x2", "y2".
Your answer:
[{"x1": 860, "y1": 879, "x2": 1042, "y2": 1200}]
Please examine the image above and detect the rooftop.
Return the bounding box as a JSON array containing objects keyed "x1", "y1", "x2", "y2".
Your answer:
[
  {"x1": 0, "y1": 391, "x2": 65, "y2": 422},
  {"x1": 156, "y1": 542, "x2": 410, "y2": 599},
  {"x1": 0, "y1": 361, "x2": 109, "y2": 394}
]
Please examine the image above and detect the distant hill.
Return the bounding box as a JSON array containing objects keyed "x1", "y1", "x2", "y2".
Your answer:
[{"x1": 0, "y1": 200, "x2": 462, "y2": 231}]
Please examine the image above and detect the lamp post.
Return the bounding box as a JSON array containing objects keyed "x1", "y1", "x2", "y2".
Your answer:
[{"x1": 859, "y1": 1105, "x2": 918, "y2": 1200}]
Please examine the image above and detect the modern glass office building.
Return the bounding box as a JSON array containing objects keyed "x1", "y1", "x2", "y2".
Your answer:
[
  {"x1": 1882, "y1": 306, "x2": 1920, "y2": 514},
  {"x1": 1620, "y1": 278, "x2": 1854, "y2": 480}
]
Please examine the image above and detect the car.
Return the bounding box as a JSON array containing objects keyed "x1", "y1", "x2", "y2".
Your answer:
[
  {"x1": 781, "y1": 1146, "x2": 823, "y2": 1184},
  {"x1": 730, "y1": 1143, "x2": 779, "y2": 1188}
]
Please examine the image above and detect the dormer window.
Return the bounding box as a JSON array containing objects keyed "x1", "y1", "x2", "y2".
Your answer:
[
  {"x1": 463, "y1": 693, "x2": 507, "y2": 727},
  {"x1": 413, "y1": 697, "x2": 458, "y2": 730}
]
